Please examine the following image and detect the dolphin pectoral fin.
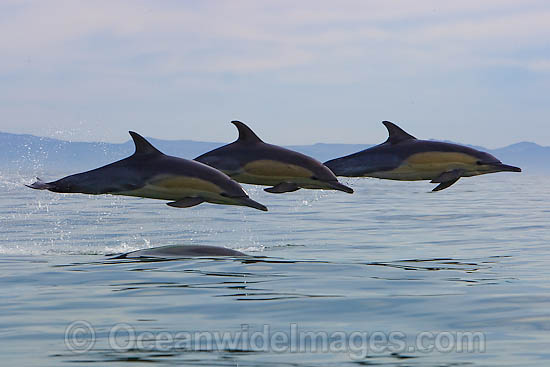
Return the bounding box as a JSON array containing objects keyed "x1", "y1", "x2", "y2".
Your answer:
[
  {"x1": 430, "y1": 169, "x2": 464, "y2": 183},
  {"x1": 167, "y1": 197, "x2": 205, "y2": 208},
  {"x1": 432, "y1": 178, "x2": 460, "y2": 192},
  {"x1": 264, "y1": 182, "x2": 301, "y2": 194},
  {"x1": 430, "y1": 169, "x2": 463, "y2": 191}
]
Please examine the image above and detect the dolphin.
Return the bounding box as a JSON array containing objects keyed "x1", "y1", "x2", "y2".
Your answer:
[
  {"x1": 324, "y1": 121, "x2": 521, "y2": 191},
  {"x1": 111, "y1": 245, "x2": 247, "y2": 259},
  {"x1": 194, "y1": 121, "x2": 353, "y2": 194},
  {"x1": 26, "y1": 131, "x2": 268, "y2": 211}
]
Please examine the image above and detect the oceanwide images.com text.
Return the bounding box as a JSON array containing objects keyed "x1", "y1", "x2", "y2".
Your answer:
[{"x1": 65, "y1": 321, "x2": 486, "y2": 359}]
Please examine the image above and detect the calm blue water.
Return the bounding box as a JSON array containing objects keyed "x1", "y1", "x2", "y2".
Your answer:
[{"x1": 1, "y1": 172, "x2": 549, "y2": 366}]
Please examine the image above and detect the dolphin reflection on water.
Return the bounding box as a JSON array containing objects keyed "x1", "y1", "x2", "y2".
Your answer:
[
  {"x1": 26, "y1": 131, "x2": 268, "y2": 211},
  {"x1": 325, "y1": 121, "x2": 521, "y2": 191}
]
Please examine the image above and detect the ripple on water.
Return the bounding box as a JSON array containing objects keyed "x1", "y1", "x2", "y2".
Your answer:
[{"x1": 0, "y1": 174, "x2": 549, "y2": 366}]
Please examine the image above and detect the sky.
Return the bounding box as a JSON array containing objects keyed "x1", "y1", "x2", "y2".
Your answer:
[{"x1": 0, "y1": 0, "x2": 549, "y2": 147}]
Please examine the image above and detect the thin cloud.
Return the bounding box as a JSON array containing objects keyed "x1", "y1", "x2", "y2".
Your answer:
[{"x1": 0, "y1": 1, "x2": 548, "y2": 145}]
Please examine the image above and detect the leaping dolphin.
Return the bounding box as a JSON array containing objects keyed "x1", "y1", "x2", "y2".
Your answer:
[
  {"x1": 26, "y1": 131, "x2": 268, "y2": 211},
  {"x1": 194, "y1": 121, "x2": 353, "y2": 194},
  {"x1": 324, "y1": 121, "x2": 521, "y2": 191}
]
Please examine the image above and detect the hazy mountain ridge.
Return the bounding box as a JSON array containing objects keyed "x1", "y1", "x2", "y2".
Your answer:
[{"x1": 0, "y1": 131, "x2": 547, "y2": 175}]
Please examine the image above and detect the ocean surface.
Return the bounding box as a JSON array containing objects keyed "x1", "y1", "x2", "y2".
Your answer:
[{"x1": 1, "y1": 172, "x2": 549, "y2": 366}]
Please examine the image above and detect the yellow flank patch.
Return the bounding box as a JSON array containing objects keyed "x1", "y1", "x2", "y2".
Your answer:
[
  {"x1": 243, "y1": 160, "x2": 312, "y2": 178},
  {"x1": 150, "y1": 176, "x2": 222, "y2": 194},
  {"x1": 406, "y1": 152, "x2": 477, "y2": 166}
]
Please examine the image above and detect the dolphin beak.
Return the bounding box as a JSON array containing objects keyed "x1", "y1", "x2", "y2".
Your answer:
[
  {"x1": 237, "y1": 197, "x2": 268, "y2": 211},
  {"x1": 327, "y1": 181, "x2": 354, "y2": 194},
  {"x1": 492, "y1": 163, "x2": 522, "y2": 173}
]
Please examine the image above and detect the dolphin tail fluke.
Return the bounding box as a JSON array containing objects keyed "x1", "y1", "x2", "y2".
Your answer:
[{"x1": 25, "y1": 178, "x2": 53, "y2": 190}]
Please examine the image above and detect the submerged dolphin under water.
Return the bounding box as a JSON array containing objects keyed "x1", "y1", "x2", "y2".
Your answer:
[
  {"x1": 324, "y1": 121, "x2": 521, "y2": 191},
  {"x1": 111, "y1": 245, "x2": 247, "y2": 259},
  {"x1": 26, "y1": 131, "x2": 268, "y2": 211},
  {"x1": 195, "y1": 121, "x2": 353, "y2": 194}
]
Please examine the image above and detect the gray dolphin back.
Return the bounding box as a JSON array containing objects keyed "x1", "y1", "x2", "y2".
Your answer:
[{"x1": 112, "y1": 245, "x2": 247, "y2": 259}]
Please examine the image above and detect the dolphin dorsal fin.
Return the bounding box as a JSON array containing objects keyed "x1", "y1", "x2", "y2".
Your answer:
[
  {"x1": 231, "y1": 121, "x2": 263, "y2": 144},
  {"x1": 382, "y1": 121, "x2": 417, "y2": 144},
  {"x1": 129, "y1": 131, "x2": 163, "y2": 156}
]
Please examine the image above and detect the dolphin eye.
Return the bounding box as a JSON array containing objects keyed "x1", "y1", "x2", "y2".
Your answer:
[
  {"x1": 311, "y1": 176, "x2": 319, "y2": 180},
  {"x1": 476, "y1": 161, "x2": 483, "y2": 165}
]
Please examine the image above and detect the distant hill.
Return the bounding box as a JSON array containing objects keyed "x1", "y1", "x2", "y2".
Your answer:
[
  {"x1": 0, "y1": 132, "x2": 222, "y2": 174},
  {"x1": 0, "y1": 131, "x2": 547, "y2": 175}
]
